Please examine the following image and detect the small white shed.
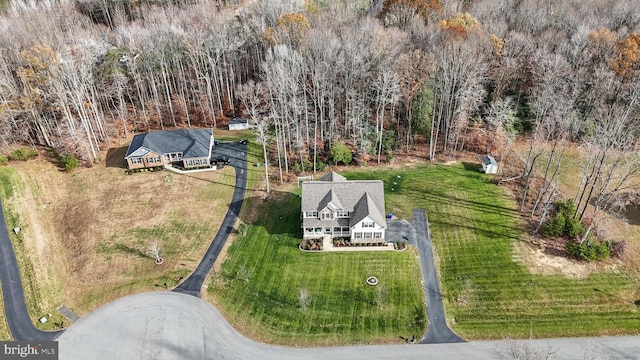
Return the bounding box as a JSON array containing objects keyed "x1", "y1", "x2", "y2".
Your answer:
[
  {"x1": 482, "y1": 155, "x2": 498, "y2": 174},
  {"x1": 228, "y1": 118, "x2": 249, "y2": 131}
]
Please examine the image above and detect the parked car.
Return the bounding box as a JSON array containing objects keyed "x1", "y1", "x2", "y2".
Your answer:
[{"x1": 215, "y1": 155, "x2": 230, "y2": 164}]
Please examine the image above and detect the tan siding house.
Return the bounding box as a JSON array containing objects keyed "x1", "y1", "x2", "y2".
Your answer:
[{"x1": 125, "y1": 129, "x2": 214, "y2": 171}]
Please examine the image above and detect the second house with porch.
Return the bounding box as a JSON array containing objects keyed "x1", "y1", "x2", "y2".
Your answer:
[{"x1": 301, "y1": 172, "x2": 386, "y2": 243}]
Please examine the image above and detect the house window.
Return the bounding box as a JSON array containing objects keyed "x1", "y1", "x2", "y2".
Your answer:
[
  {"x1": 130, "y1": 157, "x2": 142, "y2": 164},
  {"x1": 155, "y1": 156, "x2": 161, "y2": 162},
  {"x1": 364, "y1": 232, "x2": 372, "y2": 239},
  {"x1": 305, "y1": 212, "x2": 318, "y2": 218},
  {"x1": 305, "y1": 228, "x2": 313, "y2": 234},
  {"x1": 342, "y1": 227, "x2": 349, "y2": 232},
  {"x1": 314, "y1": 228, "x2": 322, "y2": 233},
  {"x1": 148, "y1": 157, "x2": 155, "y2": 163},
  {"x1": 354, "y1": 232, "x2": 363, "y2": 239},
  {"x1": 321, "y1": 212, "x2": 334, "y2": 220},
  {"x1": 362, "y1": 221, "x2": 374, "y2": 228},
  {"x1": 186, "y1": 160, "x2": 194, "y2": 166},
  {"x1": 337, "y1": 210, "x2": 350, "y2": 218},
  {"x1": 374, "y1": 232, "x2": 382, "y2": 239}
]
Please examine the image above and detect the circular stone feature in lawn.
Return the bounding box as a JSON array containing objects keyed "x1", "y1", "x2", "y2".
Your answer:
[
  {"x1": 155, "y1": 258, "x2": 164, "y2": 265},
  {"x1": 366, "y1": 276, "x2": 378, "y2": 286}
]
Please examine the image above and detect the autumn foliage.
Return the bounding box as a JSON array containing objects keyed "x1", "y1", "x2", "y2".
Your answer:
[
  {"x1": 381, "y1": 0, "x2": 441, "y2": 20},
  {"x1": 611, "y1": 32, "x2": 640, "y2": 81},
  {"x1": 439, "y1": 12, "x2": 480, "y2": 38}
]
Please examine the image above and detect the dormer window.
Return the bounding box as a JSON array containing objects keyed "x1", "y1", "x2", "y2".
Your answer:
[
  {"x1": 321, "y1": 211, "x2": 334, "y2": 220},
  {"x1": 362, "y1": 221, "x2": 375, "y2": 228},
  {"x1": 305, "y1": 211, "x2": 318, "y2": 218},
  {"x1": 337, "y1": 210, "x2": 350, "y2": 218}
]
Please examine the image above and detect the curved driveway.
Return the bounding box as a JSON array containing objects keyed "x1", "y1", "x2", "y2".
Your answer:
[
  {"x1": 0, "y1": 199, "x2": 62, "y2": 340},
  {"x1": 174, "y1": 142, "x2": 248, "y2": 297},
  {"x1": 57, "y1": 291, "x2": 640, "y2": 360}
]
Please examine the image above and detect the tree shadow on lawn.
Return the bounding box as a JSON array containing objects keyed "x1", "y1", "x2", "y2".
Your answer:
[
  {"x1": 105, "y1": 146, "x2": 129, "y2": 168},
  {"x1": 428, "y1": 216, "x2": 520, "y2": 241},
  {"x1": 404, "y1": 187, "x2": 520, "y2": 218},
  {"x1": 462, "y1": 161, "x2": 482, "y2": 172},
  {"x1": 246, "y1": 191, "x2": 302, "y2": 238}
]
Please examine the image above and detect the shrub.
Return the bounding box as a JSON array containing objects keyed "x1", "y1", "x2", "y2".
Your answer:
[
  {"x1": 330, "y1": 142, "x2": 352, "y2": 165},
  {"x1": 0, "y1": 154, "x2": 7, "y2": 165},
  {"x1": 8, "y1": 148, "x2": 37, "y2": 161},
  {"x1": 315, "y1": 158, "x2": 326, "y2": 171},
  {"x1": 542, "y1": 199, "x2": 584, "y2": 239},
  {"x1": 60, "y1": 154, "x2": 80, "y2": 172},
  {"x1": 566, "y1": 240, "x2": 611, "y2": 262},
  {"x1": 543, "y1": 213, "x2": 565, "y2": 238}
]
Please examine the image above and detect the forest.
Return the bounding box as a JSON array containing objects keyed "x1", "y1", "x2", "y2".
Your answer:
[{"x1": 0, "y1": 0, "x2": 638, "y2": 245}]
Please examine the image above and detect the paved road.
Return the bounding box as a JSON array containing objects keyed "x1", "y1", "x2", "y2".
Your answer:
[
  {"x1": 173, "y1": 142, "x2": 248, "y2": 297},
  {"x1": 0, "y1": 199, "x2": 62, "y2": 340},
  {"x1": 412, "y1": 209, "x2": 464, "y2": 344},
  {"x1": 57, "y1": 291, "x2": 640, "y2": 360}
]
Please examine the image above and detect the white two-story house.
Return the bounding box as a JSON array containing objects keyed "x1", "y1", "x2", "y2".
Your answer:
[{"x1": 301, "y1": 172, "x2": 387, "y2": 243}]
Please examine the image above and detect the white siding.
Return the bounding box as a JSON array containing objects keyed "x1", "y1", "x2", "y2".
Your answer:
[
  {"x1": 350, "y1": 216, "x2": 385, "y2": 242},
  {"x1": 483, "y1": 163, "x2": 498, "y2": 174}
]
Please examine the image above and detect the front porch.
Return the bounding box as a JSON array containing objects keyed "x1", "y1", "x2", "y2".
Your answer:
[{"x1": 303, "y1": 226, "x2": 350, "y2": 239}]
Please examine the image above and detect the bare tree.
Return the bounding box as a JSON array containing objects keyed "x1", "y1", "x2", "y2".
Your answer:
[
  {"x1": 237, "y1": 80, "x2": 270, "y2": 193},
  {"x1": 495, "y1": 340, "x2": 556, "y2": 360},
  {"x1": 298, "y1": 287, "x2": 311, "y2": 311},
  {"x1": 148, "y1": 240, "x2": 163, "y2": 262}
]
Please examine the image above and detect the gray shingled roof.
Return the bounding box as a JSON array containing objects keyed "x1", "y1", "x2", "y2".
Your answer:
[
  {"x1": 318, "y1": 189, "x2": 344, "y2": 211},
  {"x1": 482, "y1": 155, "x2": 497, "y2": 166},
  {"x1": 318, "y1": 171, "x2": 346, "y2": 182},
  {"x1": 301, "y1": 174, "x2": 386, "y2": 229},
  {"x1": 125, "y1": 129, "x2": 212, "y2": 159},
  {"x1": 229, "y1": 118, "x2": 248, "y2": 125},
  {"x1": 349, "y1": 192, "x2": 385, "y2": 227}
]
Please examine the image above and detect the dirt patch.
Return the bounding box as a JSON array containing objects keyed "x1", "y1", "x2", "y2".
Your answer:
[{"x1": 512, "y1": 240, "x2": 622, "y2": 279}]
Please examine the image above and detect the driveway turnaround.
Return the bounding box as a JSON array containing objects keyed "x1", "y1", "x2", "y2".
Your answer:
[
  {"x1": 57, "y1": 291, "x2": 640, "y2": 360},
  {"x1": 412, "y1": 209, "x2": 464, "y2": 344},
  {"x1": 0, "y1": 200, "x2": 62, "y2": 340},
  {"x1": 174, "y1": 142, "x2": 248, "y2": 297}
]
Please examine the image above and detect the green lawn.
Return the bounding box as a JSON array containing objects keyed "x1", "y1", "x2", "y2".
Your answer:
[
  {"x1": 207, "y1": 191, "x2": 426, "y2": 346},
  {"x1": 351, "y1": 163, "x2": 640, "y2": 339},
  {"x1": 209, "y1": 162, "x2": 639, "y2": 343}
]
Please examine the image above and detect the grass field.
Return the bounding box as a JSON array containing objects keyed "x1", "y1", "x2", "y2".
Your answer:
[
  {"x1": 0, "y1": 137, "x2": 246, "y2": 334},
  {"x1": 350, "y1": 163, "x2": 640, "y2": 339},
  {"x1": 0, "y1": 167, "x2": 23, "y2": 339},
  {"x1": 206, "y1": 189, "x2": 426, "y2": 346}
]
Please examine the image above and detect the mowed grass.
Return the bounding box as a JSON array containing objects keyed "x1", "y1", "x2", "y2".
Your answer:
[
  {"x1": 351, "y1": 163, "x2": 640, "y2": 339},
  {"x1": 207, "y1": 191, "x2": 426, "y2": 346},
  {"x1": 0, "y1": 167, "x2": 22, "y2": 340}
]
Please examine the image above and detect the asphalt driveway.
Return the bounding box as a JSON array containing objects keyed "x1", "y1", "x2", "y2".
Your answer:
[
  {"x1": 0, "y1": 200, "x2": 62, "y2": 340},
  {"x1": 174, "y1": 141, "x2": 248, "y2": 297},
  {"x1": 413, "y1": 209, "x2": 464, "y2": 344}
]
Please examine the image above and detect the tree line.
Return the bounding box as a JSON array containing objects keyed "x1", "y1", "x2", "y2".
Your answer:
[{"x1": 0, "y1": 0, "x2": 638, "y2": 242}]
